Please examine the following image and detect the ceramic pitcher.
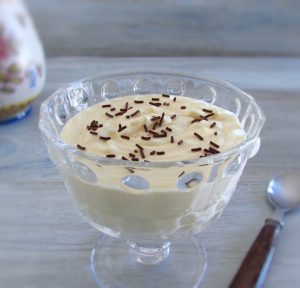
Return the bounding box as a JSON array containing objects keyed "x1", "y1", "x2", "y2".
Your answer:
[{"x1": 0, "y1": 0, "x2": 45, "y2": 123}]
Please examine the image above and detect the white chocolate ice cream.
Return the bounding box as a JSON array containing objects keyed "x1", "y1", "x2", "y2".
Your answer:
[{"x1": 59, "y1": 94, "x2": 247, "y2": 240}]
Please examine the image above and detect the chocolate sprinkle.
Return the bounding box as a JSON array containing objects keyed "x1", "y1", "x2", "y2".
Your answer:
[
  {"x1": 203, "y1": 108, "x2": 213, "y2": 113},
  {"x1": 178, "y1": 171, "x2": 185, "y2": 177},
  {"x1": 130, "y1": 110, "x2": 140, "y2": 117},
  {"x1": 150, "y1": 150, "x2": 156, "y2": 155},
  {"x1": 90, "y1": 131, "x2": 98, "y2": 135},
  {"x1": 191, "y1": 147, "x2": 202, "y2": 152},
  {"x1": 173, "y1": 97, "x2": 177, "y2": 102},
  {"x1": 153, "y1": 133, "x2": 167, "y2": 138},
  {"x1": 141, "y1": 136, "x2": 151, "y2": 140},
  {"x1": 194, "y1": 132, "x2": 204, "y2": 141},
  {"x1": 90, "y1": 120, "x2": 99, "y2": 129},
  {"x1": 118, "y1": 124, "x2": 127, "y2": 132},
  {"x1": 126, "y1": 115, "x2": 130, "y2": 119},
  {"x1": 105, "y1": 112, "x2": 114, "y2": 118},
  {"x1": 77, "y1": 144, "x2": 86, "y2": 150},
  {"x1": 191, "y1": 115, "x2": 207, "y2": 124},
  {"x1": 151, "y1": 116, "x2": 160, "y2": 121},
  {"x1": 149, "y1": 102, "x2": 162, "y2": 107},
  {"x1": 136, "y1": 143, "x2": 144, "y2": 150},
  {"x1": 110, "y1": 107, "x2": 116, "y2": 111},
  {"x1": 157, "y1": 151, "x2": 165, "y2": 155},
  {"x1": 210, "y1": 141, "x2": 220, "y2": 148},
  {"x1": 180, "y1": 106, "x2": 186, "y2": 110},
  {"x1": 210, "y1": 122, "x2": 216, "y2": 128},
  {"x1": 122, "y1": 156, "x2": 129, "y2": 161},
  {"x1": 159, "y1": 112, "x2": 165, "y2": 126},
  {"x1": 152, "y1": 122, "x2": 158, "y2": 130},
  {"x1": 171, "y1": 114, "x2": 176, "y2": 120},
  {"x1": 115, "y1": 111, "x2": 124, "y2": 116},
  {"x1": 143, "y1": 124, "x2": 148, "y2": 132},
  {"x1": 102, "y1": 104, "x2": 111, "y2": 108},
  {"x1": 121, "y1": 135, "x2": 130, "y2": 140},
  {"x1": 136, "y1": 144, "x2": 145, "y2": 159},
  {"x1": 166, "y1": 127, "x2": 172, "y2": 132},
  {"x1": 106, "y1": 154, "x2": 115, "y2": 158},
  {"x1": 149, "y1": 130, "x2": 159, "y2": 136},
  {"x1": 129, "y1": 153, "x2": 135, "y2": 158},
  {"x1": 204, "y1": 113, "x2": 215, "y2": 119},
  {"x1": 191, "y1": 119, "x2": 202, "y2": 124},
  {"x1": 214, "y1": 132, "x2": 218, "y2": 136},
  {"x1": 86, "y1": 125, "x2": 90, "y2": 131},
  {"x1": 177, "y1": 140, "x2": 183, "y2": 145},
  {"x1": 171, "y1": 136, "x2": 174, "y2": 143},
  {"x1": 209, "y1": 147, "x2": 220, "y2": 154},
  {"x1": 134, "y1": 100, "x2": 144, "y2": 104},
  {"x1": 204, "y1": 148, "x2": 220, "y2": 155},
  {"x1": 99, "y1": 136, "x2": 111, "y2": 141},
  {"x1": 162, "y1": 94, "x2": 170, "y2": 98},
  {"x1": 132, "y1": 158, "x2": 139, "y2": 161},
  {"x1": 121, "y1": 106, "x2": 133, "y2": 113},
  {"x1": 151, "y1": 97, "x2": 160, "y2": 101}
]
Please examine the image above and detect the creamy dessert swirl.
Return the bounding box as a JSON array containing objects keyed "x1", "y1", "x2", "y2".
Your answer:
[{"x1": 61, "y1": 94, "x2": 246, "y2": 161}]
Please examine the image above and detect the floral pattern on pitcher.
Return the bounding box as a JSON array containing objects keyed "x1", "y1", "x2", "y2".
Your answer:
[{"x1": 0, "y1": 63, "x2": 22, "y2": 93}]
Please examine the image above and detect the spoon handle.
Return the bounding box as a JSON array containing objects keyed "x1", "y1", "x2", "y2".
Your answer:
[{"x1": 229, "y1": 219, "x2": 282, "y2": 288}]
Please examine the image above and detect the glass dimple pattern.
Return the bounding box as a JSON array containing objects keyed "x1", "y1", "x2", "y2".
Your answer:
[
  {"x1": 177, "y1": 172, "x2": 203, "y2": 191},
  {"x1": 121, "y1": 175, "x2": 150, "y2": 190},
  {"x1": 92, "y1": 81, "x2": 104, "y2": 102},
  {"x1": 133, "y1": 78, "x2": 154, "y2": 94},
  {"x1": 165, "y1": 80, "x2": 185, "y2": 96},
  {"x1": 73, "y1": 161, "x2": 98, "y2": 184},
  {"x1": 197, "y1": 84, "x2": 217, "y2": 104},
  {"x1": 67, "y1": 86, "x2": 89, "y2": 112},
  {"x1": 101, "y1": 80, "x2": 119, "y2": 99}
]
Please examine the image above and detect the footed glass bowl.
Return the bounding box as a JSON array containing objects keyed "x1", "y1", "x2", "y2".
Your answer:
[{"x1": 39, "y1": 72, "x2": 265, "y2": 288}]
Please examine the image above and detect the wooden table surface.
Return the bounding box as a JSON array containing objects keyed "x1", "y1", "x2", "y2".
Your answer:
[{"x1": 1, "y1": 57, "x2": 300, "y2": 288}]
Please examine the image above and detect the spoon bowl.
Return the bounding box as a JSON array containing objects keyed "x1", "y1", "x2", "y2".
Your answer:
[{"x1": 267, "y1": 170, "x2": 300, "y2": 212}]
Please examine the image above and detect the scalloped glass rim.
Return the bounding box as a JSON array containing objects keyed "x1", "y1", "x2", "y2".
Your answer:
[{"x1": 39, "y1": 71, "x2": 265, "y2": 168}]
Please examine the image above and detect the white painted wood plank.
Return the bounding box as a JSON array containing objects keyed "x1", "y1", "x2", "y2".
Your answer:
[
  {"x1": 47, "y1": 57, "x2": 300, "y2": 91},
  {"x1": 26, "y1": 0, "x2": 300, "y2": 57}
]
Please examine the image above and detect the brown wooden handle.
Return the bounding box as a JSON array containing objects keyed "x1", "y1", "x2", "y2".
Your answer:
[{"x1": 229, "y1": 219, "x2": 281, "y2": 288}]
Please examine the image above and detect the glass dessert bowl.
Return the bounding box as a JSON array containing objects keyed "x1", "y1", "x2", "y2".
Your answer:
[{"x1": 39, "y1": 72, "x2": 265, "y2": 288}]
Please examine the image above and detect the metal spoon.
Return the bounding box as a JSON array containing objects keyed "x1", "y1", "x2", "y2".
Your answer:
[{"x1": 230, "y1": 170, "x2": 300, "y2": 288}]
